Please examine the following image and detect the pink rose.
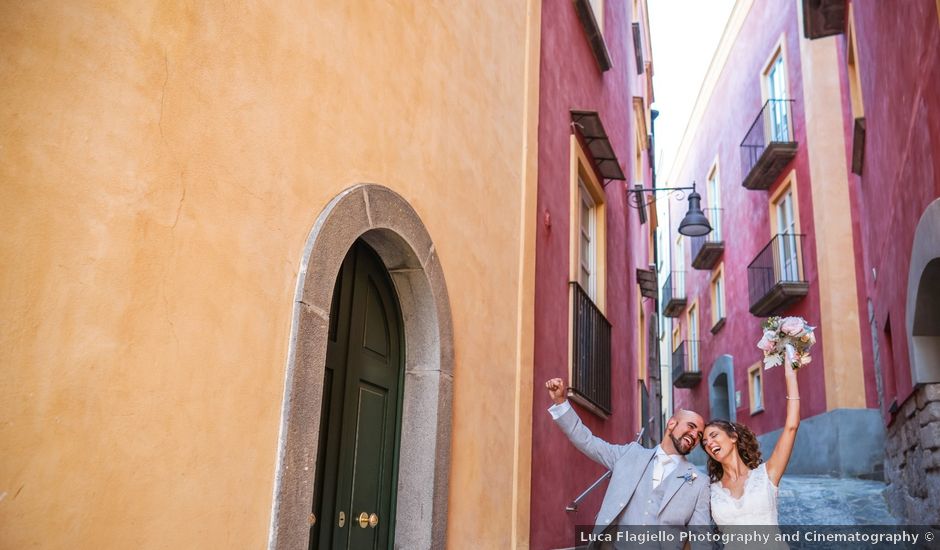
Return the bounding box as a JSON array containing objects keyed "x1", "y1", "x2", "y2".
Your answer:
[
  {"x1": 758, "y1": 334, "x2": 776, "y2": 353},
  {"x1": 781, "y1": 317, "x2": 805, "y2": 337}
]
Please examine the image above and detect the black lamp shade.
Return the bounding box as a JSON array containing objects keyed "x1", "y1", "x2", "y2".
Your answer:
[{"x1": 678, "y1": 189, "x2": 712, "y2": 237}]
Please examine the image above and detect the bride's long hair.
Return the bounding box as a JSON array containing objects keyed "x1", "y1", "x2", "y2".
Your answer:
[{"x1": 702, "y1": 420, "x2": 762, "y2": 483}]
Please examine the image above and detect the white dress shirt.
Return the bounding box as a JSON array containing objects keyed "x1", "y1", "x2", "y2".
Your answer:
[
  {"x1": 548, "y1": 400, "x2": 685, "y2": 488},
  {"x1": 651, "y1": 445, "x2": 684, "y2": 488}
]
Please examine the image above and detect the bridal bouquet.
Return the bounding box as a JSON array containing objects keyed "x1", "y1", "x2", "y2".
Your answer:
[{"x1": 757, "y1": 316, "x2": 816, "y2": 370}]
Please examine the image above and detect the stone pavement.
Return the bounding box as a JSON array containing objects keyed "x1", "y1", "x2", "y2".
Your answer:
[{"x1": 778, "y1": 474, "x2": 898, "y2": 525}]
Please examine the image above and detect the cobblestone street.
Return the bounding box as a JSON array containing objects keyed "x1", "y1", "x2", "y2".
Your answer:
[{"x1": 778, "y1": 475, "x2": 898, "y2": 525}]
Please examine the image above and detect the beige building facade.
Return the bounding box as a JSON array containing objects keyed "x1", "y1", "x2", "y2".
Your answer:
[{"x1": 1, "y1": 2, "x2": 541, "y2": 548}]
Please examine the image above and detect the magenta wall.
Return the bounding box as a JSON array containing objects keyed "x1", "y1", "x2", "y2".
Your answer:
[
  {"x1": 529, "y1": 1, "x2": 653, "y2": 547},
  {"x1": 667, "y1": 0, "x2": 830, "y2": 435},
  {"x1": 843, "y1": 0, "x2": 940, "y2": 418}
]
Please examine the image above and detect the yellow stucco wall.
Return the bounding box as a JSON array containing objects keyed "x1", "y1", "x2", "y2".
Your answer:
[
  {"x1": 796, "y1": 12, "x2": 866, "y2": 410},
  {"x1": 0, "y1": 2, "x2": 536, "y2": 548}
]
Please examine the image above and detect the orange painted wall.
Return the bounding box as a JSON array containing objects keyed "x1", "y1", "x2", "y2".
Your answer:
[{"x1": 0, "y1": 2, "x2": 538, "y2": 548}]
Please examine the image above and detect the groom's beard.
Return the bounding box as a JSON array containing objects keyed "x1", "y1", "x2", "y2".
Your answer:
[{"x1": 670, "y1": 433, "x2": 694, "y2": 455}]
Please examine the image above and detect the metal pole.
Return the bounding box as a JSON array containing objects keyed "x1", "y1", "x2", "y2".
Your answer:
[{"x1": 564, "y1": 422, "x2": 651, "y2": 512}]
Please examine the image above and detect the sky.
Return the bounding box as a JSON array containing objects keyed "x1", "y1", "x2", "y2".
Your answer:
[
  {"x1": 648, "y1": 1, "x2": 735, "y2": 416},
  {"x1": 648, "y1": 0, "x2": 736, "y2": 186}
]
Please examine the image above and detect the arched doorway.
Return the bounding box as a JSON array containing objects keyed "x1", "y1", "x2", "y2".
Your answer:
[
  {"x1": 312, "y1": 240, "x2": 404, "y2": 549},
  {"x1": 711, "y1": 373, "x2": 730, "y2": 421},
  {"x1": 708, "y1": 355, "x2": 735, "y2": 422},
  {"x1": 269, "y1": 185, "x2": 454, "y2": 550},
  {"x1": 910, "y1": 259, "x2": 940, "y2": 382},
  {"x1": 907, "y1": 199, "x2": 940, "y2": 384}
]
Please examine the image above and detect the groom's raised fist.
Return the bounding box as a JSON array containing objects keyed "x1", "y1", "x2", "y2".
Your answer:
[{"x1": 545, "y1": 378, "x2": 567, "y2": 405}]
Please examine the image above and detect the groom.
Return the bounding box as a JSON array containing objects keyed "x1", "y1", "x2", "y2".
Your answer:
[{"x1": 546, "y1": 378, "x2": 710, "y2": 544}]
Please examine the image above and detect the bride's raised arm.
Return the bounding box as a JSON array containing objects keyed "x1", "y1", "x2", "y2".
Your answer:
[{"x1": 765, "y1": 365, "x2": 800, "y2": 486}]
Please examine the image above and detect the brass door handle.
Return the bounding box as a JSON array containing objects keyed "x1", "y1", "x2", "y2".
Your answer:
[{"x1": 357, "y1": 512, "x2": 379, "y2": 528}]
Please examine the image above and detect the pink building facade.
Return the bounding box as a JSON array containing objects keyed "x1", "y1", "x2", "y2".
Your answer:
[
  {"x1": 840, "y1": 0, "x2": 940, "y2": 524},
  {"x1": 528, "y1": 0, "x2": 657, "y2": 547},
  {"x1": 662, "y1": 0, "x2": 883, "y2": 478}
]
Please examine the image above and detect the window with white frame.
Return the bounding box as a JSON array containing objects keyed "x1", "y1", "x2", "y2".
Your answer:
[
  {"x1": 766, "y1": 51, "x2": 790, "y2": 141},
  {"x1": 711, "y1": 265, "x2": 726, "y2": 328},
  {"x1": 569, "y1": 134, "x2": 606, "y2": 310},
  {"x1": 674, "y1": 234, "x2": 685, "y2": 291},
  {"x1": 774, "y1": 187, "x2": 799, "y2": 282},
  {"x1": 688, "y1": 302, "x2": 699, "y2": 372},
  {"x1": 749, "y1": 363, "x2": 764, "y2": 413},
  {"x1": 578, "y1": 179, "x2": 598, "y2": 300},
  {"x1": 707, "y1": 166, "x2": 722, "y2": 240}
]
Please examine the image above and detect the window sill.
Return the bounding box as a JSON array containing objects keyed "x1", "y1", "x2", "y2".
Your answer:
[
  {"x1": 711, "y1": 317, "x2": 726, "y2": 334},
  {"x1": 750, "y1": 406, "x2": 765, "y2": 416},
  {"x1": 568, "y1": 388, "x2": 611, "y2": 419}
]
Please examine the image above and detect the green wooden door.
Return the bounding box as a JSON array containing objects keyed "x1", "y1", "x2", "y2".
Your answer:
[{"x1": 311, "y1": 240, "x2": 403, "y2": 550}]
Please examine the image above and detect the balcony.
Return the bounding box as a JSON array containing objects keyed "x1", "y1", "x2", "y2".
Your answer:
[
  {"x1": 747, "y1": 234, "x2": 810, "y2": 316},
  {"x1": 568, "y1": 282, "x2": 612, "y2": 416},
  {"x1": 691, "y1": 208, "x2": 724, "y2": 270},
  {"x1": 741, "y1": 99, "x2": 798, "y2": 190},
  {"x1": 662, "y1": 271, "x2": 687, "y2": 318},
  {"x1": 672, "y1": 340, "x2": 702, "y2": 389}
]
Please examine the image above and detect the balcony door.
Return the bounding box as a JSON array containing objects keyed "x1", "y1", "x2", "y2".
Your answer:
[
  {"x1": 767, "y1": 54, "x2": 789, "y2": 141},
  {"x1": 707, "y1": 169, "x2": 722, "y2": 241},
  {"x1": 775, "y1": 189, "x2": 799, "y2": 281},
  {"x1": 688, "y1": 304, "x2": 699, "y2": 372},
  {"x1": 578, "y1": 179, "x2": 598, "y2": 301},
  {"x1": 674, "y1": 235, "x2": 685, "y2": 294}
]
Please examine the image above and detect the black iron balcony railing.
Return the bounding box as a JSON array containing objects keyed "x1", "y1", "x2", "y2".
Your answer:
[
  {"x1": 672, "y1": 340, "x2": 702, "y2": 388},
  {"x1": 747, "y1": 233, "x2": 810, "y2": 316},
  {"x1": 691, "y1": 208, "x2": 724, "y2": 270},
  {"x1": 569, "y1": 282, "x2": 612, "y2": 416},
  {"x1": 741, "y1": 99, "x2": 798, "y2": 190},
  {"x1": 662, "y1": 271, "x2": 687, "y2": 317}
]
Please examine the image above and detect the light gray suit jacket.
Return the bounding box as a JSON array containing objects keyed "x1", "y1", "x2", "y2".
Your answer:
[{"x1": 554, "y1": 406, "x2": 711, "y2": 532}]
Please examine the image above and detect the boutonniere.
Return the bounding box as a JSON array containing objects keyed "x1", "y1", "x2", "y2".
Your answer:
[{"x1": 678, "y1": 471, "x2": 698, "y2": 484}]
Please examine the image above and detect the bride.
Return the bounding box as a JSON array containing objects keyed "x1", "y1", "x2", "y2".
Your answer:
[{"x1": 701, "y1": 361, "x2": 800, "y2": 527}]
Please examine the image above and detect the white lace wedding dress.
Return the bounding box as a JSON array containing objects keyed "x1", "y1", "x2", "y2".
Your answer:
[
  {"x1": 711, "y1": 463, "x2": 788, "y2": 548},
  {"x1": 711, "y1": 463, "x2": 778, "y2": 525}
]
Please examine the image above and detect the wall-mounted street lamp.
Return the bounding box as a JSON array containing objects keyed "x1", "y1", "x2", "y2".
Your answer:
[{"x1": 627, "y1": 183, "x2": 713, "y2": 237}]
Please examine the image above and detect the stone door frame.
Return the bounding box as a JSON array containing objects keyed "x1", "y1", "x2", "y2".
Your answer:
[
  {"x1": 267, "y1": 184, "x2": 454, "y2": 549},
  {"x1": 907, "y1": 198, "x2": 940, "y2": 384}
]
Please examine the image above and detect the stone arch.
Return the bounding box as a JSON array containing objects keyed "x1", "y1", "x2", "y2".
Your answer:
[
  {"x1": 708, "y1": 355, "x2": 735, "y2": 423},
  {"x1": 267, "y1": 185, "x2": 454, "y2": 549},
  {"x1": 907, "y1": 198, "x2": 940, "y2": 385}
]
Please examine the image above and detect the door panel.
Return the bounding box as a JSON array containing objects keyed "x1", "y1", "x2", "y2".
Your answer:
[
  {"x1": 347, "y1": 384, "x2": 389, "y2": 549},
  {"x1": 776, "y1": 192, "x2": 799, "y2": 281},
  {"x1": 313, "y1": 241, "x2": 403, "y2": 550},
  {"x1": 362, "y1": 280, "x2": 390, "y2": 359},
  {"x1": 312, "y1": 250, "x2": 357, "y2": 549}
]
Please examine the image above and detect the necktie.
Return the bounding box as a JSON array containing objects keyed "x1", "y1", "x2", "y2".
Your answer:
[{"x1": 652, "y1": 454, "x2": 673, "y2": 488}]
